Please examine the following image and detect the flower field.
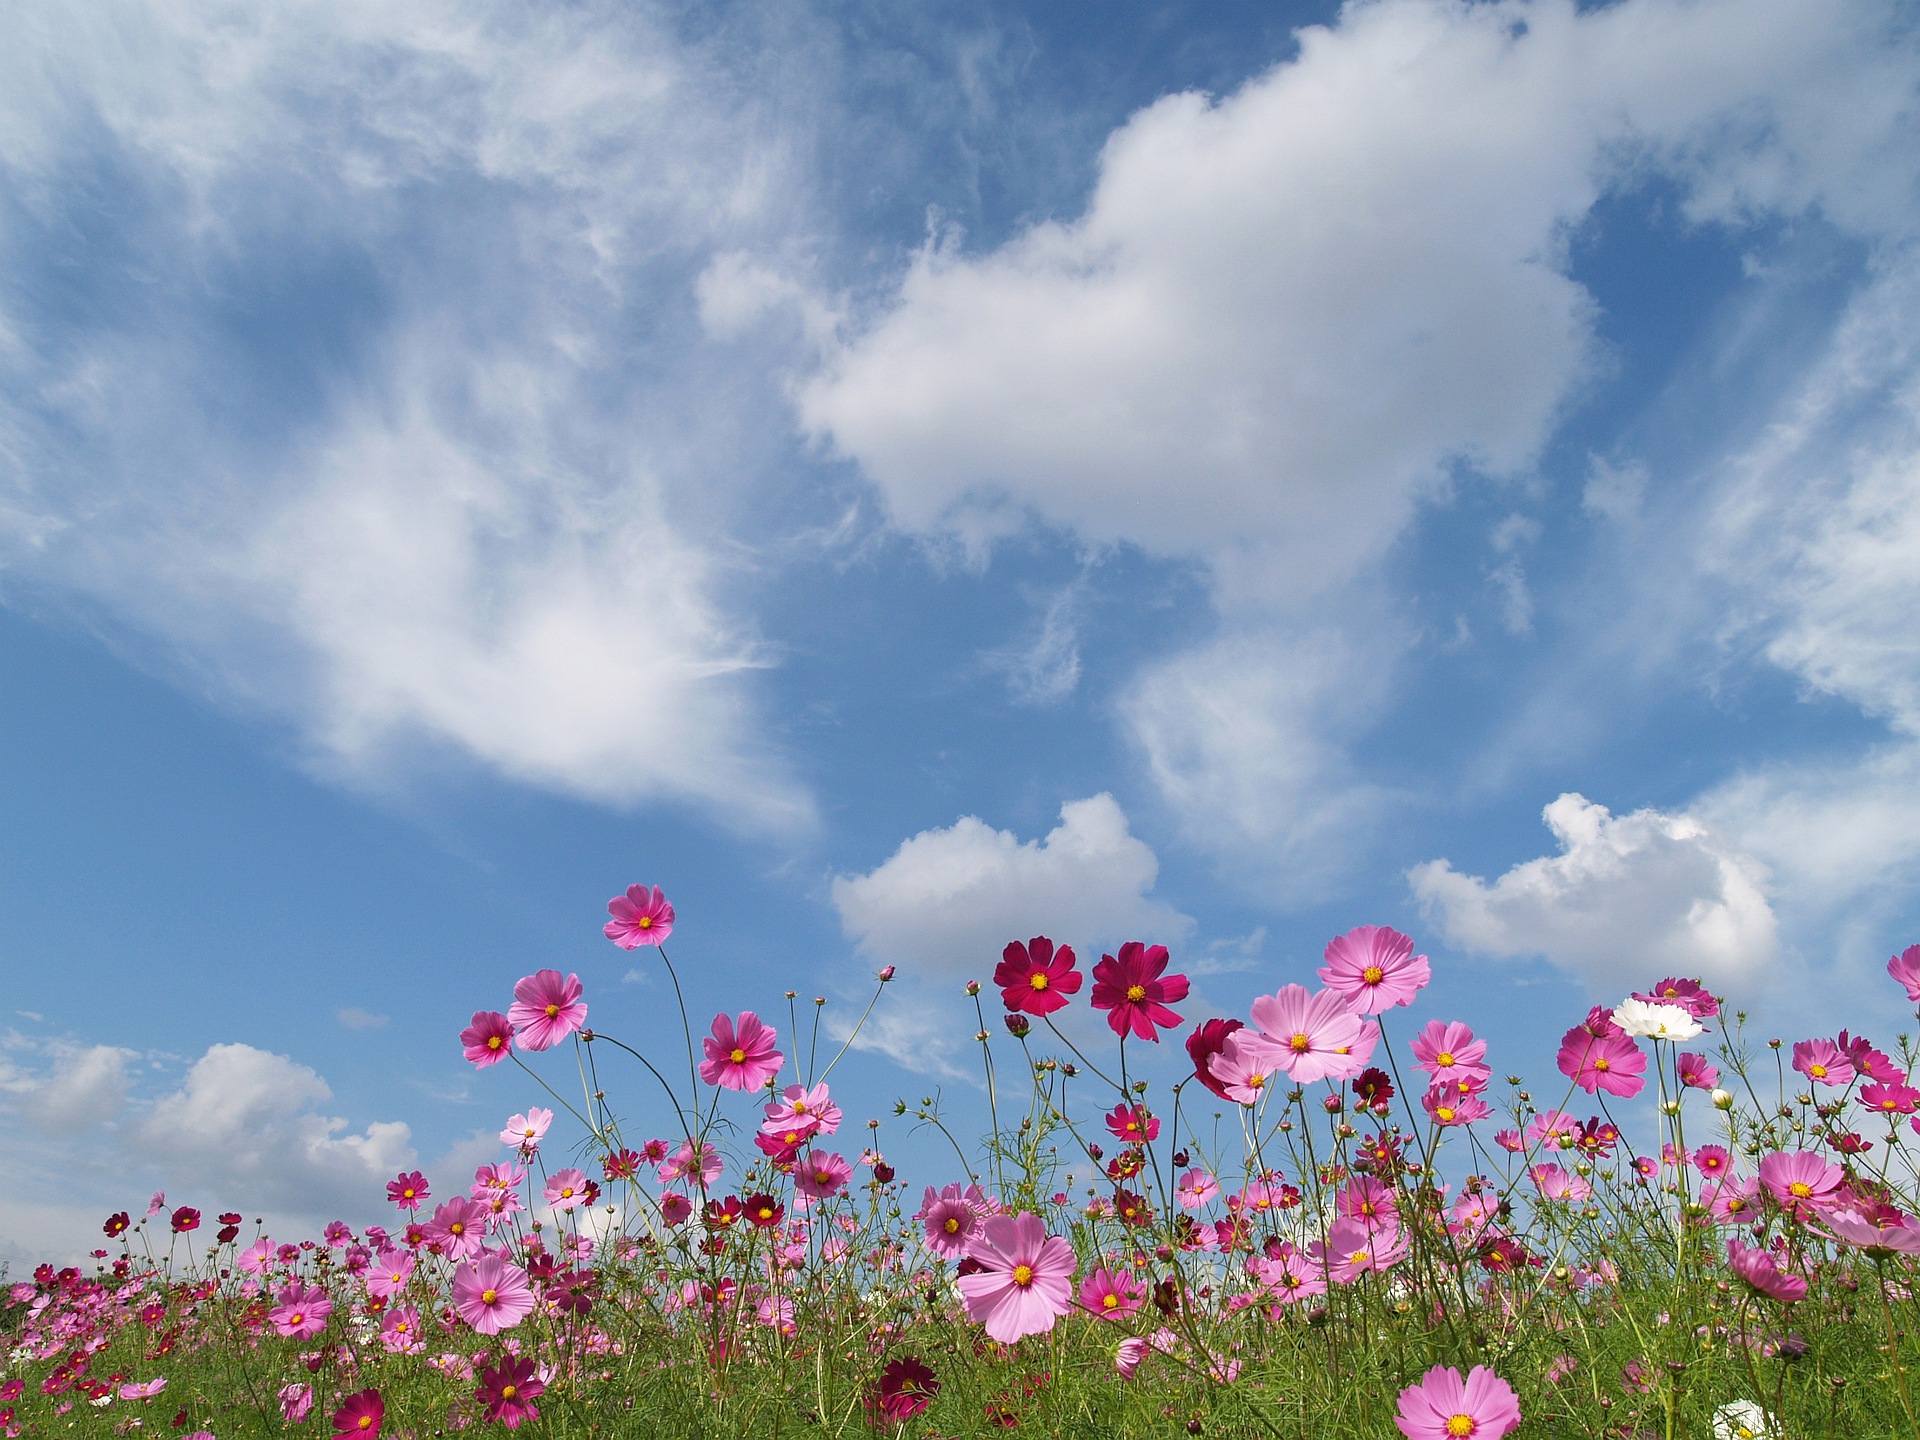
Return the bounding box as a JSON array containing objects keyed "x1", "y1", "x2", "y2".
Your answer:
[{"x1": 6, "y1": 888, "x2": 1920, "y2": 1438}]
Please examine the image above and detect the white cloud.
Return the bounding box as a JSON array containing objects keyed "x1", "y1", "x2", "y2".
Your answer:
[
  {"x1": 985, "y1": 586, "x2": 1082, "y2": 706},
  {"x1": 1409, "y1": 792, "x2": 1780, "y2": 993},
  {"x1": 128, "y1": 1044, "x2": 416, "y2": 1215},
  {"x1": 335, "y1": 1006, "x2": 389, "y2": 1031},
  {"x1": 832, "y1": 793, "x2": 1192, "y2": 978},
  {"x1": 0, "y1": 1040, "x2": 136, "y2": 1133}
]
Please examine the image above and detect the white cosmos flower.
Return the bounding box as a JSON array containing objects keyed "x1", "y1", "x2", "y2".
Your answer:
[{"x1": 1611, "y1": 998, "x2": 1703, "y2": 1042}]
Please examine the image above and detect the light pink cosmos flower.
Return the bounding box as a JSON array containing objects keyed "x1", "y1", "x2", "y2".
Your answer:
[
  {"x1": 1758, "y1": 1150, "x2": 1843, "y2": 1218},
  {"x1": 279, "y1": 1383, "x2": 315, "y2": 1424},
  {"x1": 364, "y1": 1247, "x2": 415, "y2": 1301},
  {"x1": 1252, "y1": 1241, "x2": 1327, "y2": 1305},
  {"x1": 1530, "y1": 1164, "x2": 1593, "y2": 1203},
  {"x1": 1726, "y1": 1239, "x2": 1807, "y2": 1302},
  {"x1": 1524, "y1": 1110, "x2": 1579, "y2": 1150},
  {"x1": 1078, "y1": 1266, "x2": 1145, "y2": 1320},
  {"x1": 508, "y1": 970, "x2": 587, "y2": 1052},
  {"x1": 451, "y1": 1255, "x2": 536, "y2": 1334},
  {"x1": 915, "y1": 1184, "x2": 979, "y2": 1258},
  {"x1": 1410, "y1": 1020, "x2": 1490, "y2": 1084},
  {"x1": 544, "y1": 1169, "x2": 591, "y2": 1213},
  {"x1": 1313, "y1": 1217, "x2": 1408, "y2": 1285},
  {"x1": 1090, "y1": 942, "x2": 1190, "y2": 1041},
  {"x1": 472, "y1": 1160, "x2": 526, "y2": 1199},
  {"x1": 118, "y1": 1378, "x2": 166, "y2": 1401},
  {"x1": 1817, "y1": 1207, "x2": 1920, "y2": 1254},
  {"x1": 460, "y1": 1011, "x2": 514, "y2": 1068},
  {"x1": 1175, "y1": 1169, "x2": 1220, "y2": 1210},
  {"x1": 147, "y1": 1190, "x2": 166, "y2": 1217},
  {"x1": 238, "y1": 1237, "x2": 274, "y2": 1276},
  {"x1": 956, "y1": 1212, "x2": 1077, "y2": 1343},
  {"x1": 762, "y1": 1083, "x2": 840, "y2": 1138},
  {"x1": 1555, "y1": 1026, "x2": 1646, "y2": 1097},
  {"x1": 1249, "y1": 984, "x2": 1369, "y2": 1084},
  {"x1": 699, "y1": 1011, "x2": 784, "y2": 1091},
  {"x1": 1211, "y1": 1029, "x2": 1288, "y2": 1104},
  {"x1": 1318, "y1": 925, "x2": 1431, "y2": 1015},
  {"x1": 424, "y1": 1197, "x2": 489, "y2": 1259},
  {"x1": 1115, "y1": 1336, "x2": 1151, "y2": 1378},
  {"x1": 795, "y1": 1151, "x2": 853, "y2": 1202},
  {"x1": 1422, "y1": 1084, "x2": 1490, "y2": 1127},
  {"x1": 269, "y1": 1283, "x2": 333, "y2": 1340},
  {"x1": 1393, "y1": 1364, "x2": 1522, "y2": 1440},
  {"x1": 1888, "y1": 943, "x2": 1920, "y2": 1001},
  {"x1": 1339, "y1": 1178, "x2": 1399, "y2": 1228},
  {"x1": 378, "y1": 1305, "x2": 425, "y2": 1354},
  {"x1": 605, "y1": 884, "x2": 673, "y2": 948},
  {"x1": 660, "y1": 1140, "x2": 722, "y2": 1187},
  {"x1": 1791, "y1": 1038, "x2": 1853, "y2": 1087}
]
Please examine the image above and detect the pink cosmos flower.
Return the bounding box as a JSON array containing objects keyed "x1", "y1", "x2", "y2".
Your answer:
[
  {"x1": 605, "y1": 884, "x2": 673, "y2": 949},
  {"x1": 544, "y1": 1169, "x2": 591, "y2": 1213},
  {"x1": 471, "y1": 1160, "x2": 526, "y2": 1200},
  {"x1": 1410, "y1": 1020, "x2": 1490, "y2": 1084},
  {"x1": 1818, "y1": 1206, "x2": 1920, "y2": 1254},
  {"x1": 280, "y1": 1383, "x2": 315, "y2": 1424},
  {"x1": 118, "y1": 1378, "x2": 166, "y2": 1401},
  {"x1": 1555, "y1": 1026, "x2": 1646, "y2": 1097},
  {"x1": 460, "y1": 1011, "x2": 514, "y2": 1068},
  {"x1": 916, "y1": 1184, "x2": 981, "y2": 1258},
  {"x1": 1313, "y1": 1217, "x2": 1408, "y2": 1285},
  {"x1": 377, "y1": 1305, "x2": 424, "y2": 1354},
  {"x1": 956, "y1": 1212, "x2": 1077, "y2": 1343},
  {"x1": 451, "y1": 1255, "x2": 536, "y2": 1334},
  {"x1": 1318, "y1": 925, "x2": 1431, "y2": 1014},
  {"x1": 508, "y1": 970, "x2": 587, "y2": 1052},
  {"x1": 1212, "y1": 1029, "x2": 1289, "y2": 1104},
  {"x1": 1863, "y1": 1081, "x2": 1920, "y2": 1115},
  {"x1": 993, "y1": 936, "x2": 1083, "y2": 1017},
  {"x1": 1104, "y1": 1102, "x2": 1160, "y2": 1143},
  {"x1": 1692, "y1": 1145, "x2": 1732, "y2": 1179},
  {"x1": 364, "y1": 1247, "x2": 415, "y2": 1301},
  {"x1": 386, "y1": 1171, "x2": 430, "y2": 1211},
  {"x1": 1727, "y1": 1239, "x2": 1806, "y2": 1302},
  {"x1": 1758, "y1": 1150, "x2": 1843, "y2": 1218},
  {"x1": 795, "y1": 1151, "x2": 853, "y2": 1202},
  {"x1": 1524, "y1": 1110, "x2": 1580, "y2": 1150},
  {"x1": 1175, "y1": 1169, "x2": 1220, "y2": 1210},
  {"x1": 762, "y1": 1083, "x2": 841, "y2": 1138},
  {"x1": 1090, "y1": 942, "x2": 1189, "y2": 1042},
  {"x1": 424, "y1": 1197, "x2": 489, "y2": 1259},
  {"x1": 699, "y1": 1011, "x2": 784, "y2": 1091},
  {"x1": 1841, "y1": 1031, "x2": 1902, "y2": 1083},
  {"x1": 1633, "y1": 977, "x2": 1720, "y2": 1019},
  {"x1": 1249, "y1": 984, "x2": 1369, "y2": 1084},
  {"x1": 269, "y1": 1283, "x2": 333, "y2": 1340},
  {"x1": 1339, "y1": 1177, "x2": 1400, "y2": 1228},
  {"x1": 1394, "y1": 1364, "x2": 1522, "y2": 1440},
  {"x1": 475, "y1": 1355, "x2": 545, "y2": 1429},
  {"x1": 238, "y1": 1237, "x2": 274, "y2": 1275},
  {"x1": 1791, "y1": 1038, "x2": 1853, "y2": 1087},
  {"x1": 1676, "y1": 1052, "x2": 1719, "y2": 1089},
  {"x1": 1889, "y1": 943, "x2": 1920, "y2": 1001},
  {"x1": 658, "y1": 1192, "x2": 692, "y2": 1225},
  {"x1": 660, "y1": 1140, "x2": 722, "y2": 1187},
  {"x1": 1252, "y1": 1241, "x2": 1328, "y2": 1305},
  {"x1": 1421, "y1": 1084, "x2": 1490, "y2": 1127},
  {"x1": 1530, "y1": 1164, "x2": 1593, "y2": 1203},
  {"x1": 1185, "y1": 1018, "x2": 1246, "y2": 1100},
  {"x1": 1078, "y1": 1266, "x2": 1145, "y2": 1320},
  {"x1": 331, "y1": 1388, "x2": 383, "y2": 1439},
  {"x1": 1115, "y1": 1336, "x2": 1151, "y2": 1377}
]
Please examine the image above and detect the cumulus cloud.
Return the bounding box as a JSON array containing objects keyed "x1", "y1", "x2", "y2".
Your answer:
[
  {"x1": 127, "y1": 1043, "x2": 415, "y2": 1215},
  {"x1": 833, "y1": 793, "x2": 1192, "y2": 979},
  {"x1": 0, "y1": 0, "x2": 826, "y2": 831},
  {"x1": 0, "y1": 1040, "x2": 136, "y2": 1133},
  {"x1": 1409, "y1": 792, "x2": 1779, "y2": 993}
]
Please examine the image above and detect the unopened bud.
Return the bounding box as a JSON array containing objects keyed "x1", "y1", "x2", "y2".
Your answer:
[
  {"x1": 1661, "y1": 1100, "x2": 1680, "y2": 1116},
  {"x1": 878, "y1": 965, "x2": 896, "y2": 982},
  {"x1": 1004, "y1": 1013, "x2": 1031, "y2": 1038},
  {"x1": 1711, "y1": 1089, "x2": 1734, "y2": 1110},
  {"x1": 965, "y1": 980, "x2": 981, "y2": 997}
]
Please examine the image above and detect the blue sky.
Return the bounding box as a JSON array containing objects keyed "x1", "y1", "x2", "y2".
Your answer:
[{"x1": 4, "y1": 0, "x2": 1920, "y2": 1261}]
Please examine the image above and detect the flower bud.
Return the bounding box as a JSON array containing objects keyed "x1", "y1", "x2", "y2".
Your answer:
[
  {"x1": 1660, "y1": 1100, "x2": 1680, "y2": 1116},
  {"x1": 965, "y1": 980, "x2": 981, "y2": 997},
  {"x1": 878, "y1": 965, "x2": 896, "y2": 982},
  {"x1": 1003, "y1": 1013, "x2": 1031, "y2": 1038},
  {"x1": 1711, "y1": 1089, "x2": 1734, "y2": 1110}
]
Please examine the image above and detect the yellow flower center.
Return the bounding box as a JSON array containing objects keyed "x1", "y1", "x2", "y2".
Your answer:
[
  {"x1": 1348, "y1": 1249, "x2": 1369, "y2": 1265},
  {"x1": 1436, "y1": 1106, "x2": 1456, "y2": 1122},
  {"x1": 1362, "y1": 965, "x2": 1384, "y2": 984},
  {"x1": 359, "y1": 1418, "x2": 374, "y2": 1432},
  {"x1": 1446, "y1": 1416, "x2": 1475, "y2": 1437},
  {"x1": 481, "y1": 1288, "x2": 498, "y2": 1305},
  {"x1": 1289, "y1": 1033, "x2": 1311, "y2": 1053},
  {"x1": 1012, "y1": 1264, "x2": 1034, "y2": 1287},
  {"x1": 730, "y1": 1047, "x2": 747, "y2": 1064},
  {"x1": 944, "y1": 1218, "x2": 960, "y2": 1233},
  {"x1": 450, "y1": 1223, "x2": 464, "y2": 1235},
  {"x1": 1790, "y1": 1181, "x2": 1812, "y2": 1198},
  {"x1": 545, "y1": 1003, "x2": 559, "y2": 1018},
  {"x1": 1594, "y1": 1058, "x2": 1611, "y2": 1071},
  {"x1": 560, "y1": 1187, "x2": 574, "y2": 1198},
  {"x1": 488, "y1": 1036, "x2": 503, "y2": 1050},
  {"x1": 1126, "y1": 984, "x2": 1147, "y2": 1002},
  {"x1": 1030, "y1": 974, "x2": 1049, "y2": 990},
  {"x1": 1103, "y1": 1293, "x2": 1119, "y2": 1309},
  {"x1": 501, "y1": 1384, "x2": 518, "y2": 1400},
  {"x1": 1436, "y1": 1052, "x2": 1455, "y2": 1068},
  {"x1": 793, "y1": 1099, "x2": 808, "y2": 1112},
  {"x1": 637, "y1": 916, "x2": 652, "y2": 929},
  {"x1": 289, "y1": 1312, "x2": 304, "y2": 1325},
  {"x1": 1247, "y1": 1074, "x2": 1265, "y2": 1091}
]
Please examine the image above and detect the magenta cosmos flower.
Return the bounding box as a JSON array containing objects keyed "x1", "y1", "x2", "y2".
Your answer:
[
  {"x1": 1676, "y1": 1052, "x2": 1719, "y2": 1089},
  {"x1": 994, "y1": 936, "x2": 1082, "y2": 1016},
  {"x1": 700, "y1": 1011, "x2": 783, "y2": 1091},
  {"x1": 386, "y1": 1171, "x2": 430, "y2": 1211},
  {"x1": 475, "y1": 1355, "x2": 544, "y2": 1429},
  {"x1": 1554, "y1": 1026, "x2": 1645, "y2": 1097},
  {"x1": 1090, "y1": 942, "x2": 1189, "y2": 1041},
  {"x1": 460, "y1": 1011, "x2": 514, "y2": 1069},
  {"x1": 956, "y1": 1212, "x2": 1077, "y2": 1342},
  {"x1": 1248, "y1": 984, "x2": 1368, "y2": 1084},
  {"x1": 1318, "y1": 925, "x2": 1431, "y2": 1015},
  {"x1": 1078, "y1": 1266, "x2": 1146, "y2": 1320},
  {"x1": 605, "y1": 883, "x2": 673, "y2": 948},
  {"x1": 795, "y1": 1150, "x2": 853, "y2": 1201},
  {"x1": 1410, "y1": 1020, "x2": 1491, "y2": 1085},
  {"x1": 424, "y1": 1197, "x2": 489, "y2": 1259},
  {"x1": 1633, "y1": 976, "x2": 1719, "y2": 1019},
  {"x1": 874, "y1": 1356, "x2": 939, "y2": 1423},
  {"x1": 762, "y1": 1082, "x2": 841, "y2": 1139},
  {"x1": 1758, "y1": 1150, "x2": 1843, "y2": 1218},
  {"x1": 1790, "y1": 1038, "x2": 1853, "y2": 1087},
  {"x1": 452, "y1": 1255, "x2": 536, "y2": 1334},
  {"x1": 1726, "y1": 1239, "x2": 1807, "y2": 1302},
  {"x1": 269, "y1": 1282, "x2": 333, "y2": 1340},
  {"x1": 1888, "y1": 943, "x2": 1920, "y2": 1001},
  {"x1": 1185, "y1": 1017, "x2": 1245, "y2": 1100},
  {"x1": 330, "y1": 1388, "x2": 384, "y2": 1439},
  {"x1": 916, "y1": 1183, "x2": 980, "y2": 1258},
  {"x1": 1394, "y1": 1363, "x2": 1522, "y2": 1440},
  {"x1": 507, "y1": 970, "x2": 587, "y2": 1052}
]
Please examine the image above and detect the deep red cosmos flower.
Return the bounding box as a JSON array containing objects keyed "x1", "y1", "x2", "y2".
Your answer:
[
  {"x1": 994, "y1": 936, "x2": 1082, "y2": 1016},
  {"x1": 1090, "y1": 942, "x2": 1189, "y2": 1041}
]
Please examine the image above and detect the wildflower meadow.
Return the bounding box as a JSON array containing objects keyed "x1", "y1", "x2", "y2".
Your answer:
[{"x1": 6, "y1": 886, "x2": 1920, "y2": 1438}]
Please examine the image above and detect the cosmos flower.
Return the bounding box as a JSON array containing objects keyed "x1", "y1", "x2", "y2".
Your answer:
[
  {"x1": 460, "y1": 1011, "x2": 514, "y2": 1069},
  {"x1": 1090, "y1": 942, "x2": 1189, "y2": 1042},
  {"x1": 762, "y1": 1083, "x2": 841, "y2": 1138},
  {"x1": 1612, "y1": 998, "x2": 1703, "y2": 1042},
  {"x1": 424, "y1": 1197, "x2": 489, "y2": 1260},
  {"x1": 269, "y1": 1283, "x2": 333, "y2": 1340},
  {"x1": 699, "y1": 1011, "x2": 784, "y2": 1091},
  {"x1": 1249, "y1": 985, "x2": 1369, "y2": 1084},
  {"x1": 386, "y1": 1172, "x2": 431, "y2": 1211},
  {"x1": 994, "y1": 936, "x2": 1082, "y2": 1016},
  {"x1": 1555, "y1": 1027, "x2": 1646, "y2": 1097},
  {"x1": 508, "y1": 970, "x2": 587, "y2": 1052},
  {"x1": 1175, "y1": 1169, "x2": 1220, "y2": 1210},
  {"x1": 916, "y1": 1184, "x2": 979, "y2": 1258},
  {"x1": 660, "y1": 1140, "x2": 723, "y2": 1187},
  {"x1": 452, "y1": 1255, "x2": 536, "y2": 1334},
  {"x1": 1677, "y1": 1052, "x2": 1719, "y2": 1089},
  {"x1": 1726, "y1": 1239, "x2": 1807, "y2": 1303},
  {"x1": 501, "y1": 1109, "x2": 553, "y2": 1151},
  {"x1": 1104, "y1": 1102, "x2": 1159, "y2": 1143},
  {"x1": 874, "y1": 1357, "x2": 940, "y2": 1422},
  {"x1": 363, "y1": 1248, "x2": 415, "y2": 1301},
  {"x1": 1393, "y1": 1364, "x2": 1522, "y2": 1440},
  {"x1": 475, "y1": 1355, "x2": 545, "y2": 1429},
  {"x1": 1318, "y1": 925, "x2": 1430, "y2": 1014},
  {"x1": 330, "y1": 1389, "x2": 384, "y2": 1439},
  {"x1": 1078, "y1": 1266, "x2": 1146, "y2": 1320},
  {"x1": 1863, "y1": 1081, "x2": 1920, "y2": 1115},
  {"x1": 796, "y1": 1151, "x2": 854, "y2": 1202},
  {"x1": 1888, "y1": 944, "x2": 1920, "y2": 1002},
  {"x1": 1790, "y1": 1038, "x2": 1853, "y2": 1087},
  {"x1": 1211, "y1": 1029, "x2": 1289, "y2": 1104},
  {"x1": 1185, "y1": 1018, "x2": 1247, "y2": 1100},
  {"x1": 605, "y1": 884, "x2": 673, "y2": 949},
  {"x1": 1632, "y1": 977, "x2": 1720, "y2": 1019},
  {"x1": 543, "y1": 1169, "x2": 591, "y2": 1213},
  {"x1": 1410, "y1": 1020, "x2": 1491, "y2": 1084},
  {"x1": 956, "y1": 1212, "x2": 1077, "y2": 1343},
  {"x1": 1758, "y1": 1150, "x2": 1842, "y2": 1218}
]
